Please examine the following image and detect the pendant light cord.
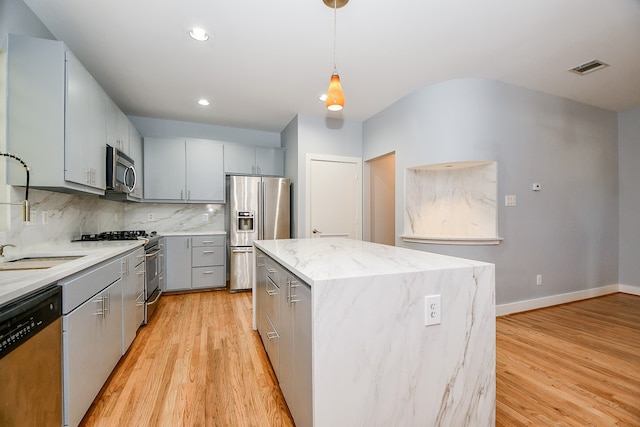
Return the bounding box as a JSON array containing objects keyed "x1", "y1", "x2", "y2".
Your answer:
[{"x1": 333, "y1": 0, "x2": 337, "y2": 72}]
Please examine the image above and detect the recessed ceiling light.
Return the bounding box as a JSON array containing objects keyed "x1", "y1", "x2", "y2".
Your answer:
[
  {"x1": 198, "y1": 99, "x2": 210, "y2": 106},
  {"x1": 189, "y1": 28, "x2": 209, "y2": 42}
]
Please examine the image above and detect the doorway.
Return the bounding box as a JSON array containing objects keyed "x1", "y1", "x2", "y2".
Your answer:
[
  {"x1": 368, "y1": 153, "x2": 395, "y2": 245},
  {"x1": 306, "y1": 154, "x2": 362, "y2": 239}
]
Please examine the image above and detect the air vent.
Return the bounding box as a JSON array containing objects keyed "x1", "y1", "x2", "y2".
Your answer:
[{"x1": 569, "y1": 59, "x2": 609, "y2": 75}]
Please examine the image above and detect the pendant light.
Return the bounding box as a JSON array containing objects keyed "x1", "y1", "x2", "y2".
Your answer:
[{"x1": 324, "y1": 0, "x2": 348, "y2": 111}]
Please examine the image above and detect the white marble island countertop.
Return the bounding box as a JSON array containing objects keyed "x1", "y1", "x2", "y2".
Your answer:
[
  {"x1": 254, "y1": 238, "x2": 497, "y2": 426},
  {"x1": 0, "y1": 240, "x2": 145, "y2": 306},
  {"x1": 254, "y1": 237, "x2": 490, "y2": 285}
]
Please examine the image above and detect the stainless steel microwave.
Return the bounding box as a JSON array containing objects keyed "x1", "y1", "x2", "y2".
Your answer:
[{"x1": 106, "y1": 145, "x2": 137, "y2": 193}]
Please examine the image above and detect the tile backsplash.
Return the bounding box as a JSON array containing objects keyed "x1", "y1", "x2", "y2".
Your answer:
[{"x1": 1, "y1": 187, "x2": 225, "y2": 249}]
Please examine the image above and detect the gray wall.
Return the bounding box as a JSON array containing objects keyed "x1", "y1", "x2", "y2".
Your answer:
[
  {"x1": 282, "y1": 114, "x2": 363, "y2": 238},
  {"x1": 363, "y1": 78, "x2": 619, "y2": 305},
  {"x1": 618, "y1": 107, "x2": 640, "y2": 288}
]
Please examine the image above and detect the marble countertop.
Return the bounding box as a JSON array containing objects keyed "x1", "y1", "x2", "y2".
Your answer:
[
  {"x1": 0, "y1": 240, "x2": 145, "y2": 306},
  {"x1": 160, "y1": 230, "x2": 226, "y2": 236},
  {"x1": 254, "y1": 238, "x2": 491, "y2": 285}
]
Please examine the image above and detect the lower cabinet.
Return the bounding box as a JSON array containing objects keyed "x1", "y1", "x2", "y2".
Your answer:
[
  {"x1": 256, "y1": 253, "x2": 312, "y2": 427},
  {"x1": 165, "y1": 234, "x2": 226, "y2": 291},
  {"x1": 61, "y1": 258, "x2": 123, "y2": 427}
]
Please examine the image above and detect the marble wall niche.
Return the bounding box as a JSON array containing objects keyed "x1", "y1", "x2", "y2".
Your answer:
[{"x1": 403, "y1": 161, "x2": 501, "y2": 244}]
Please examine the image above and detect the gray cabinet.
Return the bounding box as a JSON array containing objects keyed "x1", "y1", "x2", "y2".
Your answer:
[
  {"x1": 143, "y1": 138, "x2": 224, "y2": 203},
  {"x1": 165, "y1": 235, "x2": 226, "y2": 291},
  {"x1": 121, "y1": 247, "x2": 145, "y2": 354},
  {"x1": 106, "y1": 96, "x2": 130, "y2": 154},
  {"x1": 128, "y1": 124, "x2": 144, "y2": 200},
  {"x1": 256, "y1": 253, "x2": 312, "y2": 427},
  {"x1": 61, "y1": 257, "x2": 123, "y2": 427},
  {"x1": 224, "y1": 144, "x2": 284, "y2": 176},
  {"x1": 6, "y1": 34, "x2": 106, "y2": 194}
]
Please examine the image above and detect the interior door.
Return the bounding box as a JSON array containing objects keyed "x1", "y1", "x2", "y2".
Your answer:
[{"x1": 308, "y1": 157, "x2": 361, "y2": 239}]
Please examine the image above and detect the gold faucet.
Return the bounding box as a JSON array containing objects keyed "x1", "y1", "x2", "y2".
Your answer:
[{"x1": 0, "y1": 244, "x2": 16, "y2": 257}]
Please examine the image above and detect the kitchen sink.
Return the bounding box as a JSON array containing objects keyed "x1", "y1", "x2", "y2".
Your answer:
[{"x1": 0, "y1": 255, "x2": 85, "y2": 271}]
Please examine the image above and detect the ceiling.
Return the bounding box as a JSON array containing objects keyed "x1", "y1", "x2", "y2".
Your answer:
[{"x1": 22, "y1": 0, "x2": 640, "y2": 133}]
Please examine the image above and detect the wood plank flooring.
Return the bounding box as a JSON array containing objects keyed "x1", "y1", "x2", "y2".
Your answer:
[
  {"x1": 496, "y1": 293, "x2": 640, "y2": 426},
  {"x1": 80, "y1": 291, "x2": 640, "y2": 426}
]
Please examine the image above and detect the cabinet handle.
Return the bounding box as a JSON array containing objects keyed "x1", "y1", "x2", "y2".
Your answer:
[
  {"x1": 267, "y1": 268, "x2": 276, "y2": 274},
  {"x1": 266, "y1": 289, "x2": 277, "y2": 296},
  {"x1": 202, "y1": 250, "x2": 215, "y2": 254},
  {"x1": 93, "y1": 296, "x2": 105, "y2": 317},
  {"x1": 202, "y1": 271, "x2": 214, "y2": 274},
  {"x1": 187, "y1": 190, "x2": 191, "y2": 200},
  {"x1": 180, "y1": 189, "x2": 184, "y2": 200},
  {"x1": 137, "y1": 271, "x2": 145, "y2": 276},
  {"x1": 266, "y1": 331, "x2": 279, "y2": 340},
  {"x1": 105, "y1": 293, "x2": 111, "y2": 315}
]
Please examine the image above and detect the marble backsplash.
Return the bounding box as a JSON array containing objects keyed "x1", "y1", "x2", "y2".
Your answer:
[{"x1": 1, "y1": 187, "x2": 225, "y2": 250}]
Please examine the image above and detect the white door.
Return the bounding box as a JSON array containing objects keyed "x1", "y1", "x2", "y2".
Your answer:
[{"x1": 307, "y1": 156, "x2": 361, "y2": 239}]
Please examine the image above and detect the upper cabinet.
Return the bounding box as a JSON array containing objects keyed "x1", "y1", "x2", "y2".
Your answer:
[
  {"x1": 224, "y1": 144, "x2": 284, "y2": 176},
  {"x1": 143, "y1": 138, "x2": 224, "y2": 203},
  {"x1": 6, "y1": 34, "x2": 137, "y2": 198},
  {"x1": 128, "y1": 124, "x2": 144, "y2": 200}
]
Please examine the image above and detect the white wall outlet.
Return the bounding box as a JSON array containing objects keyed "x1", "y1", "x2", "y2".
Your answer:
[
  {"x1": 425, "y1": 295, "x2": 442, "y2": 326},
  {"x1": 536, "y1": 274, "x2": 542, "y2": 286},
  {"x1": 42, "y1": 211, "x2": 49, "y2": 225},
  {"x1": 148, "y1": 213, "x2": 155, "y2": 221},
  {"x1": 505, "y1": 195, "x2": 517, "y2": 207},
  {"x1": 203, "y1": 213, "x2": 209, "y2": 222},
  {"x1": 532, "y1": 183, "x2": 541, "y2": 191},
  {"x1": 26, "y1": 210, "x2": 36, "y2": 225}
]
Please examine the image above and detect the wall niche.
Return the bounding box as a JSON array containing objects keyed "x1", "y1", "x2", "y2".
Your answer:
[{"x1": 401, "y1": 161, "x2": 502, "y2": 245}]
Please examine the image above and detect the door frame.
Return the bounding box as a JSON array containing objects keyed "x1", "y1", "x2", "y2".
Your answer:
[{"x1": 305, "y1": 153, "x2": 363, "y2": 239}]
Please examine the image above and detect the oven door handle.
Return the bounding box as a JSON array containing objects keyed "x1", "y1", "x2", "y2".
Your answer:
[
  {"x1": 147, "y1": 289, "x2": 163, "y2": 306},
  {"x1": 145, "y1": 249, "x2": 161, "y2": 258}
]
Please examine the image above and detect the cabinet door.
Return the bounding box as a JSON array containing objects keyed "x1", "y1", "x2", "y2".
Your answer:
[
  {"x1": 278, "y1": 273, "x2": 295, "y2": 407},
  {"x1": 102, "y1": 279, "x2": 123, "y2": 379},
  {"x1": 224, "y1": 144, "x2": 256, "y2": 175},
  {"x1": 192, "y1": 266, "x2": 225, "y2": 289},
  {"x1": 165, "y1": 236, "x2": 192, "y2": 291},
  {"x1": 185, "y1": 139, "x2": 224, "y2": 202},
  {"x1": 128, "y1": 124, "x2": 144, "y2": 199},
  {"x1": 255, "y1": 147, "x2": 284, "y2": 176},
  {"x1": 256, "y1": 250, "x2": 267, "y2": 342},
  {"x1": 292, "y1": 281, "x2": 312, "y2": 427},
  {"x1": 143, "y1": 138, "x2": 186, "y2": 200},
  {"x1": 63, "y1": 293, "x2": 103, "y2": 427},
  {"x1": 65, "y1": 50, "x2": 106, "y2": 190},
  {"x1": 106, "y1": 97, "x2": 130, "y2": 154},
  {"x1": 192, "y1": 246, "x2": 224, "y2": 267}
]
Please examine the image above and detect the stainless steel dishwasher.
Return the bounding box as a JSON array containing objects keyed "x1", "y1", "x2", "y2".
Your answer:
[{"x1": 0, "y1": 284, "x2": 63, "y2": 426}]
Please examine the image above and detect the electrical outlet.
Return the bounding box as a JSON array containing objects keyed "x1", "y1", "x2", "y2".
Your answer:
[
  {"x1": 148, "y1": 213, "x2": 155, "y2": 221},
  {"x1": 505, "y1": 195, "x2": 517, "y2": 207},
  {"x1": 425, "y1": 295, "x2": 441, "y2": 326},
  {"x1": 203, "y1": 213, "x2": 209, "y2": 222},
  {"x1": 536, "y1": 274, "x2": 542, "y2": 286},
  {"x1": 42, "y1": 211, "x2": 49, "y2": 225}
]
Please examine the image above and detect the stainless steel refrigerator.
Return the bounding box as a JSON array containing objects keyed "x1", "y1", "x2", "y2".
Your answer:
[{"x1": 229, "y1": 175, "x2": 290, "y2": 292}]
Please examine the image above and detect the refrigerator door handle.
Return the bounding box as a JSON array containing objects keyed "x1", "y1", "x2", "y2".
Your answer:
[{"x1": 232, "y1": 248, "x2": 253, "y2": 253}]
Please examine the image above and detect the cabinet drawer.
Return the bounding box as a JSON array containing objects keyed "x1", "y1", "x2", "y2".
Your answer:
[
  {"x1": 192, "y1": 266, "x2": 225, "y2": 289},
  {"x1": 192, "y1": 246, "x2": 224, "y2": 267},
  {"x1": 191, "y1": 235, "x2": 224, "y2": 247},
  {"x1": 265, "y1": 258, "x2": 279, "y2": 283},
  {"x1": 61, "y1": 257, "x2": 121, "y2": 314},
  {"x1": 266, "y1": 276, "x2": 279, "y2": 327}
]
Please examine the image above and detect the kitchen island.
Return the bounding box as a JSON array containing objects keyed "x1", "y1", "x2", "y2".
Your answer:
[{"x1": 253, "y1": 238, "x2": 495, "y2": 427}]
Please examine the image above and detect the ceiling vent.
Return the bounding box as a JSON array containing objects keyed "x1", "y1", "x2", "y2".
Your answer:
[{"x1": 569, "y1": 59, "x2": 609, "y2": 75}]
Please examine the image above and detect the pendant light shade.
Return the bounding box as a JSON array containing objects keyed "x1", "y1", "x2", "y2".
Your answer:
[
  {"x1": 326, "y1": 72, "x2": 344, "y2": 111},
  {"x1": 324, "y1": 0, "x2": 347, "y2": 111}
]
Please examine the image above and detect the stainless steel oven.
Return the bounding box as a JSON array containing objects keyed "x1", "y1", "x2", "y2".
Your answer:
[{"x1": 144, "y1": 236, "x2": 162, "y2": 324}]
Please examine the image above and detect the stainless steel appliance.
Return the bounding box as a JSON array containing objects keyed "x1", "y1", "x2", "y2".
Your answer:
[
  {"x1": 0, "y1": 284, "x2": 62, "y2": 426},
  {"x1": 143, "y1": 235, "x2": 162, "y2": 324},
  {"x1": 106, "y1": 144, "x2": 137, "y2": 194},
  {"x1": 229, "y1": 176, "x2": 290, "y2": 292}
]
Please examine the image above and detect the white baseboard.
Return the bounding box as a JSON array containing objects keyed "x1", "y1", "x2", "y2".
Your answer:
[{"x1": 496, "y1": 284, "x2": 639, "y2": 316}]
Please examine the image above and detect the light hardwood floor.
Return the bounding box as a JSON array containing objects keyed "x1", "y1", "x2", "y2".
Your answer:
[{"x1": 80, "y1": 291, "x2": 640, "y2": 426}]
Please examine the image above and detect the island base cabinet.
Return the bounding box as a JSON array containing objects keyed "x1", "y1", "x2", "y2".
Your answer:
[
  {"x1": 292, "y1": 283, "x2": 312, "y2": 427},
  {"x1": 63, "y1": 279, "x2": 122, "y2": 427}
]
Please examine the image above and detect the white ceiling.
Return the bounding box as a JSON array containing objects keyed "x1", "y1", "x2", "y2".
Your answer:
[{"x1": 23, "y1": 0, "x2": 640, "y2": 133}]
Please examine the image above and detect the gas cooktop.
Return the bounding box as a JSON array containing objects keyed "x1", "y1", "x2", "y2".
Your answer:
[{"x1": 76, "y1": 230, "x2": 150, "y2": 242}]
